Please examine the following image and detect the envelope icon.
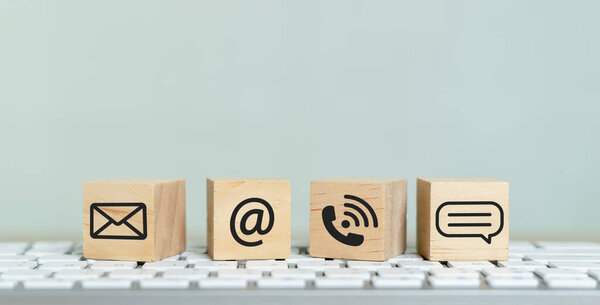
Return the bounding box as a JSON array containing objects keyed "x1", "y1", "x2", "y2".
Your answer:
[{"x1": 90, "y1": 202, "x2": 147, "y2": 240}]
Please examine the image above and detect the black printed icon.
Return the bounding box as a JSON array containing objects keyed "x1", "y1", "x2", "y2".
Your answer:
[
  {"x1": 322, "y1": 195, "x2": 378, "y2": 246},
  {"x1": 230, "y1": 198, "x2": 274, "y2": 247},
  {"x1": 90, "y1": 203, "x2": 147, "y2": 240},
  {"x1": 435, "y1": 201, "x2": 504, "y2": 244}
]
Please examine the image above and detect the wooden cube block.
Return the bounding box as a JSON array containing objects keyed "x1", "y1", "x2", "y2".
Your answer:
[
  {"x1": 417, "y1": 177, "x2": 509, "y2": 261},
  {"x1": 310, "y1": 178, "x2": 407, "y2": 261},
  {"x1": 83, "y1": 178, "x2": 186, "y2": 262},
  {"x1": 207, "y1": 178, "x2": 291, "y2": 260}
]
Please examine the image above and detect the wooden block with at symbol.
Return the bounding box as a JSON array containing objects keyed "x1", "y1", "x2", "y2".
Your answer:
[
  {"x1": 207, "y1": 178, "x2": 291, "y2": 260},
  {"x1": 310, "y1": 178, "x2": 407, "y2": 261},
  {"x1": 417, "y1": 177, "x2": 509, "y2": 261},
  {"x1": 83, "y1": 178, "x2": 186, "y2": 262}
]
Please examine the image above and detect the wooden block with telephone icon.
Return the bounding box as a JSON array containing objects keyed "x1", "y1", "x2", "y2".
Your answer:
[{"x1": 309, "y1": 178, "x2": 407, "y2": 261}]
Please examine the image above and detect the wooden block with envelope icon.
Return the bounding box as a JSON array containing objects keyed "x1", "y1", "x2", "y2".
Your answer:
[
  {"x1": 309, "y1": 178, "x2": 407, "y2": 261},
  {"x1": 417, "y1": 177, "x2": 509, "y2": 261},
  {"x1": 207, "y1": 177, "x2": 291, "y2": 260},
  {"x1": 83, "y1": 178, "x2": 186, "y2": 262}
]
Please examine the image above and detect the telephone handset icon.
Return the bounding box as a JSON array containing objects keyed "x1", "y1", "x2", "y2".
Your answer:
[{"x1": 322, "y1": 205, "x2": 364, "y2": 246}]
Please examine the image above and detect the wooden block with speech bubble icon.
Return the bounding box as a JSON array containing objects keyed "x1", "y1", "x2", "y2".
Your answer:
[
  {"x1": 417, "y1": 177, "x2": 509, "y2": 261},
  {"x1": 207, "y1": 178, "x2": 291, "y2": 260},
  {"x1": 309, "y1": 178, "x2": 407, "y2": 261},
  {"x1": 83, "y1": 178, "x2": 186, "y2": 262}
]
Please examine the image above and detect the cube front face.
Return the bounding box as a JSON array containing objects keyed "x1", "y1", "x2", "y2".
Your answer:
[
  {"x1": 310, "y1": 178, "x2": 407, "y2": 261},
  {"x1": 417, "y1": 178, "x2": 509, "y2": 261},
  {"x1": 83, "y1": 178, "x2": 186, "y2": 262},
  {"x1": 207, "y1": 178, "x2": 291, "y2": 260}
]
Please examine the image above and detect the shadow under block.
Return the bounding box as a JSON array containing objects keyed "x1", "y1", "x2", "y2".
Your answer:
[
  {"x1": 417, "y1": 177, "x2": 509, "y2": 261},
  {"x1": 309, "y1": 178, "x2": 407, "y2": 261},
  {"x1": 83, "y1": 178, "x2": 186, "y2": 262},
  {"x1": 207, "y1": 178, "x2": 291, "y2": 260}
]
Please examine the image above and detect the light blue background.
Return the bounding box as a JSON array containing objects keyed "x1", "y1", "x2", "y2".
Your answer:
[{"x1": 1, "y1": 0, "x2": 598, "y2": 243}]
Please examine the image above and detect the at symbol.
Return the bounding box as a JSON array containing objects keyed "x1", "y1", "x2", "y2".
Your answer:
[{"x1": 230, "y1": 198, "x2": 274, "y2": 247}]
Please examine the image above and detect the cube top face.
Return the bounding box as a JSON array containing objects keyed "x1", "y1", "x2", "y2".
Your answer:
[
  {"x1": 207, "y1": 178, "x2": 291, "y2": 260},
  {"x1": 83, "y1": 178, "x2": 186, "y2": 262},
  {"x1": 310, "y1": 178, "x2": 407, "y2": 261},
  {"x1": 417, "y1": 177, "x2": 509, "y2": 261}
]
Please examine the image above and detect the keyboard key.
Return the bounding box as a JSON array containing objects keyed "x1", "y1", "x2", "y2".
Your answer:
[
  {"x1": 0, "y1": 242, "x2": 28, "y2": 255},
  {"x1": 23, "y1": 279, "x2": 75, "y2": 289},
  {"x1": 54, "y1": 269, "x2": 103, "y2": 280},
  {"x1": 536, "y1": 241, "x2": 600, "y2": 250},
  {"x1": 90, "y1": 261, "x2": 137, "y2": 270},
  {"x1": 587, "y1": 269, "x2": 600, "y2": 280},
  {"x1": 372, "y1": 277, "x2": 423, "y2": 289},
  {"x1": 0, "y1": 280, "x2": 17, "y2": 289},
  {"x1": 108, "y1": 269, "x2": 157, "y2": 280},
  {"x1": 162, "y1": 269, "x2": 210, "y2": 280},
  {"x1": 285, "y1": 254, "x2": 324, "y2": 264},
  {"x1": 544, "y1": 277, "x2": 598, "y2": 289},
  {"x1": 257, "y1": 279, "x2": 306, "y2": 289},
  {"x1": 346, "y1": 261, "x2": 392, "y2": 271},
  {"x1": 37, "y1": 254, "x2": 82, "y2": 263},
  {"x1": 1, "y1": 269, "x2": 52, "y2": 280},
  {"x1": 497, "y1": 261, "x2": 546, "y2": 270},
  {"x1": 199, "y1": 279, "x2": 247, "y2": 289},
  {"x1": 0, "y1": 261, "x2": 37, "y2": 271},
  {"x1": 296, "y1": 261, "x2": 340, "y2": 272},
  {"x1": 314, "y1": 278, "x2": 365, "y2": 289},
  {"x1": 142, "y1": 261, "x2": 188, "y2": 271},
  {"x1": 377, "y1": 268, "x2": 426, "y2": 279},
  {"x1": 534, "y1": 268, "x2": 589, "y2": 279},
  {"x1": 38, "y1": 261, "x2": 88, "y2": 271},
  {"x1": 386, "y1": 254, "x2": 424, "y2": 264},
  {"x1": 193, "y1": 261, "x2": 237, "y2": 271},
  {"x1": 429, "y1": 268, "x2": 480, "y2": 279},
  {"x1": 446, "y1": 261, "x2": 495, "y2": 270},
  {"x1": 270, "y1": 269, "x2": 316, "y2": 280},
  {"x1": 184, "y1": 253, "x2": 212, "y2": 263},
  {"x1": 396, "y1": 261, "x2": 444, "y2": 270},
  {"x1": 486, "y1": 277, "x2": 539, "y2": 289},
  {"x1": 429, "y1": 276, "x2": 481, "y2": 289},
  {"x1": 81, "y1": 279, "x2": 132, "y2": 289},
  {"x1": 481, "y1": 268, "x2": 535, "y2": 278},
  {"x1": 245, "y1": 260, "x2": 288, "y2": 271},
  {"x1": 525, "y1": 255, "x2": 600, "y2": 264},
  {"x1": 140, "y1": 279, "x2": 190, "y2": 289},
  {"x1": 548, "y1": 261, "x2": 600, "y2": 271},
  {"x1": 324, "y1": 268, "x2": 370, "y2": 280},
  {"x1": 217, "y1": 269, "x2": 263, "y2": 280},
  {"x1": 0, "y1": 255, "x2": 36, "y2": 262}
]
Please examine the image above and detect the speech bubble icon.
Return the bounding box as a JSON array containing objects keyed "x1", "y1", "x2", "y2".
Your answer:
[{"x1": 435, "y1": 201, "x2": 504, "y2": 244}]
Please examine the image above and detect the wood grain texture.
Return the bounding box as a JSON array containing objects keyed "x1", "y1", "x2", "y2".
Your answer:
[
  {"x1": 83, "y1": 178, "x2": 185, "y2": 262},
  {"x1": 417, "y1": 177, "x2": 509, "y2": 261},
  {"x1": 309, "y1": 178, "x2": 407, "y2": 261},
  {"x1": 207, "y1": 178, "x2": 291, "y2": 260}
]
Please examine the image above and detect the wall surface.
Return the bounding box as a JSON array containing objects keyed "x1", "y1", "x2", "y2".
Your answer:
[{"x1": 0, "y1": 0, "x2": 598, "y2": 243}]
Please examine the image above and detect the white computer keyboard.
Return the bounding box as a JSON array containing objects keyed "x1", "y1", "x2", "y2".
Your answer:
[{"x1": 1, "y1": 240, "x2": 600, "y2": 290}]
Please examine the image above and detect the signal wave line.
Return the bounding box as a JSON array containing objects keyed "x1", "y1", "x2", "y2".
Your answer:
[
  {"x1": 344, "y1": 194, "x2": 378, "y2": 227},
  {"x1": 344, "y1": 203, "x2": 369, "y2": 227}
]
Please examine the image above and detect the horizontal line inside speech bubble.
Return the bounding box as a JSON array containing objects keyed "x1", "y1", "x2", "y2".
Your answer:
[
  {"x1": 447, "y1": 223, "x2": 492, "y2": 227},
  {"x1": 447, "y1": 213, "x2": 492, "y2": 217}
]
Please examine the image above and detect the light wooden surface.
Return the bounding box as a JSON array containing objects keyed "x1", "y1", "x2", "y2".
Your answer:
[
  {"x1": 310, "y1": 178, "x2": 407, "y2": 261},
  {"x1": 417, "y1": 177, "x2": 509, "y2": 261},
  {"x1": 83, "y1": 178, "x2": 186, "y2": 262},
  {"x1": 207, "y1": 178, "x2": 291, "y2": 260}
]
